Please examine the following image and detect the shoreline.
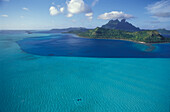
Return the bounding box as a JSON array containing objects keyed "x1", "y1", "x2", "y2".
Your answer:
[
  {"x1": 66, "y1": 33, "x2": 170, "y2": 52},
  {"x1": 68, "y1": 32, "x2": 170, "y2": 44},
  {"x1": 69, "y1": 33, "x2": 159, "y2": 52},
  {"x1": 77, "y1": 35, "x2": 170, "y2": 44}
]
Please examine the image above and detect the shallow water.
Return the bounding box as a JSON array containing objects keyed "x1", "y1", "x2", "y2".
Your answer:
[{"x1": 0, "y1": 32, "x2": 170, "y2": 112}]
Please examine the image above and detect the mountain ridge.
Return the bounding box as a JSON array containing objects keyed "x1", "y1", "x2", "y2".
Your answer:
[
  {"x1": 101, "y1": 19, "x2": 141, "y2": 32},
  {"x1": 68, "y1": 27, "x2": 169, "y2": 43}
]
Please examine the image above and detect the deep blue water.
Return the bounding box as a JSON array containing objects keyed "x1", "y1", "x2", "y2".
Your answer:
[
  {"x1": 162, "y1": 34, "x2": 170, "y2": 38},
  {"x1": 17, "y1": 33, "x2": 170, "y2": 58},
  {"x1": 0, "y1": 32, "x2": 170, "y2": 112}
]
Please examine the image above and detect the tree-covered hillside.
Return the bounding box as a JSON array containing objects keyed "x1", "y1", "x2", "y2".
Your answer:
[{"x1": 69, "y1": 27, "x2": 170, "y2": 43}]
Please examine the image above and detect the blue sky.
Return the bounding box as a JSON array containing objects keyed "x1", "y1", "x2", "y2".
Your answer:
[{"x1": 0, "y1": 0, "x2": 170, "y2": 30}]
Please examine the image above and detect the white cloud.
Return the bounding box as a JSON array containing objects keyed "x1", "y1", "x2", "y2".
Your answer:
[
  {"x1": 60, "y1": 7, "x2": 65, "y2": 13},
  {"x1": 146, "y1": 0, "x2": 170, "y2": 21},
  {"x1": 49, "y1": 6, "x2": 59, "y2": 16},
  {"x1": 67, "y1": 13, "x2": 73, "y2": 17},
  {"x1": 49, "y1": 0, "x2": 93, "y2": 19},
  {"x1": 85, "y1": 12, "x2": 93, "y2": 17},
  {"x1": 66, "y1": 0, "x2": 92, "y2": 17},
  {"x1": 49, "y1": 6, "x2": 65, "y2": 16},
  {"x1": 22, "y1": 7, "x2": 29, "y2": 11},
  {"x1": 98, "y1": 11, "x2": 134, "y2": 20},
  {"x1": 1, "y1": 15, "x2": 8, "y2": 17},
  {"x1": 92, "y1": 0, "x2": 99, "y2": 7},
  {"x1": 85, "y1": 12, "x2": 93, "y2": 20}
]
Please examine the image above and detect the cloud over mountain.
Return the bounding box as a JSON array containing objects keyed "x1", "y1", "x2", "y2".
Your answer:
[{"x1": 98, "y1": 11, "x2": 134, "y2": 20}]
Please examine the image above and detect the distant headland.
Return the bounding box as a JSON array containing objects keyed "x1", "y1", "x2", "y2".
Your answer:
[
  {"x1": 67, "y1": 19, "x2": 170, "y2": 43},
  {"x1": 37, "y1": 19, "x2": 170, "y2": 43}
]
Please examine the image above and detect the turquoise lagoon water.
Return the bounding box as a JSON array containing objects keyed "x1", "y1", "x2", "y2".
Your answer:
[{"x1": 0, "y1": 32, "x2": 170, "y2": 112}]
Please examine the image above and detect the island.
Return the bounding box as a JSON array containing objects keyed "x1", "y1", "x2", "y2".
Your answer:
[{"x1": 67, "y1": 19, "x2": 170, "y2": 43}]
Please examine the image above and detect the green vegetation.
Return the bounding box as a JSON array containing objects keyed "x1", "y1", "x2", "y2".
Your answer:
[{"x1": 69, "y1": 27, "x2": 170, "y2": 43}]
